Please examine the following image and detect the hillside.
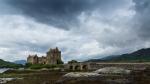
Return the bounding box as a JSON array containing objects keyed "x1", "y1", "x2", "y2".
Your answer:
[
  {"x1": 0, "y1": 59, "x2": 23, "y2": 68},
  {"x1": 87, "y1": 48, "x2": 150, "y2": 62},
  {"x1": 14, "y1": 60, "x2": 26, "y2": 65}
]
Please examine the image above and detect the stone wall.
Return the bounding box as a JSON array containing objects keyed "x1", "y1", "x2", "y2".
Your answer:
[
  {"x1": 65, "y1": 62, "x2": 150, "y2": 71},
  {"x1": 27, "y1": 47, "x2": 62, "y2": 65},
  {"x1": 27, "y1": 55, "x2": 38, "y2": 64},
  {"x1": 46, "y1": 47, "x2": 62, "y2": 64},
  {"x1": 38, "y1": 56, "x2": 46, "y2": 64}
]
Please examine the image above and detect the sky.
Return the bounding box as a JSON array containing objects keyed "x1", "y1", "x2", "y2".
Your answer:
[{"x1": 0, "y1": 0, "x2": 150, "y2": 62}]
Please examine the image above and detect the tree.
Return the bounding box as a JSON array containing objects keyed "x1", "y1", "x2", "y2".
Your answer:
[{"x1": 68, "y1": 60, "x2": 78, "y2": 64}]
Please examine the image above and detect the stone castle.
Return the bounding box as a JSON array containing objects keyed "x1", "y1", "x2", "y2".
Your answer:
[{"x1": 27, "y1": 47, "x2": 63, "y2": 65}]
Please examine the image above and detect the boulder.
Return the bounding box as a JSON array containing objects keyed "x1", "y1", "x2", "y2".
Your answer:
[
  {"x1": 94, "y1": 67, "x2": 131, "y2": 74},
  {"x1": 63, "y1": 72, "x2": 100, "y2": 78}
]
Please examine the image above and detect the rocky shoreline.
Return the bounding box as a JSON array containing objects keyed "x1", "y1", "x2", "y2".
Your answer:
[
  {"x1": 0, "y1": 67, "x2": 149, "y2": 84},
  {"x1": 56, "y1": 67, "x2": 131, "y2": 84},
  {"x1": 0, "y1": 78, "x2": 23, "y2": 84}
]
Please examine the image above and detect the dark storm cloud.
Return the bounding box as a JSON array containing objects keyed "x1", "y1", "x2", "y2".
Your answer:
[
  {"x1": 133, "y1": 0, "x2": 150, "y2": 39},
  {"x1": 6, "y1": 0, "x2": 128, "y2": 29},
  {"x1": 6, "y1": 0, "x2": 96, "y2": 29},
  {"x1": 4, "y1": 0, "x2": 150, "y2": 62}
]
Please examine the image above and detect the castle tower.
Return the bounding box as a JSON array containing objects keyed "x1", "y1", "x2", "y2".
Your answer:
[
  {"x1": 46, "y1": 47, "x2": 62, "y2": 64},
  {"x1": 27, "y1": 54, "x2": 38, "y2": 64}
]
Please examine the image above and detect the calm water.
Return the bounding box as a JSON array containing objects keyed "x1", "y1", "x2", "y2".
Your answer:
[{"x1": 0, "y1": 68, "x2": 9, "y2": 73}]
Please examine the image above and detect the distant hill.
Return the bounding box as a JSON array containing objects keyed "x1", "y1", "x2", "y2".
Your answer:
[
  {"x1": 0, "y1": 59, "x2": 23, "y2": 68},
  {"x1": 14, "y1": 60, "x2": 26, "y2": 65},
  {"x1": 87, "y1": 48, "x2": 150, "y2": 62}
]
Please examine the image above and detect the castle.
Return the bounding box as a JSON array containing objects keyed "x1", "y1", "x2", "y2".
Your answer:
[{"x1": 27, "y1": 47, "x2": 63, "y2": 65}]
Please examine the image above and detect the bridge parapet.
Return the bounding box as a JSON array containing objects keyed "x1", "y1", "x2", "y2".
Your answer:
[{"x1": 65, "y1": 62, "x2": 150, "y2": 71}]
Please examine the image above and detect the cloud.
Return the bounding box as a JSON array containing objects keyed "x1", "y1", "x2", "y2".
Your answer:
[
  {"x1": 0, "y1": 14, "x2": 104, "y2": 62},
  {"x1": 133, "y1": 0, "x2": 150, "y2": 40},
  {"x1": 6, "y1": 0, "x2": 132, "y2": 29},
  {"x1": 0, "y1": 15, "x2": 69, "y2": 61},
  {"x1": 0, "y1": 0, "x2": 150, "y2": 63}
]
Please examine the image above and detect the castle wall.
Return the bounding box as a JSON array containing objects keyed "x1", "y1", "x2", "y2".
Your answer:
[
  {"x1": 46, "y1": 47, "x2": 62, "y2": 65},
  {"x1": 27, "y1": 47, "x2": 62, "y2": 65},
  {"x1": 38, "y1": 56, "x2": 46, "y2": 64},
  {"x1": 27, "y1": 55, "x2": 38, "y2": 64}
]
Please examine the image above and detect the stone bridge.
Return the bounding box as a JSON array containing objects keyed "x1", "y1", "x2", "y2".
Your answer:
[
  {"x1": 65, "y1": 62, "x2": 91, "y2": 71},
  {"x1": 65, "y1": 62, "x2": 150, "y2": 71}
]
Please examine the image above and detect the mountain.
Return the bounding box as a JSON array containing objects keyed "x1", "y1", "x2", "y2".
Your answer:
[
  {"x1": 14, "y1": 60, "x2": 26, "y2": 65},
  {"x1": 0, "y1": 59, "x2": 23, "y2": 68},
  {"x1": 87, "y1": 48, "x2": 150, "y2": 62}
]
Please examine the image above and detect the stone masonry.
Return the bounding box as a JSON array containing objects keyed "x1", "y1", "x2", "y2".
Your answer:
[{"x1": 27, "y1": 47, "x2": 63, "y2": 65}]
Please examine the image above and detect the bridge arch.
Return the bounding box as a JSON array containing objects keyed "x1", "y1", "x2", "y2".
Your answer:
[
  {"x1": 82, "y1": 65, "x2": 88, "y2": 70},
  {"x1": 75, "y1": 65, "x2": 80, "y2": 70},
  {"x1": 69, "y1": 65, "x2": 74, "y2": 70}
]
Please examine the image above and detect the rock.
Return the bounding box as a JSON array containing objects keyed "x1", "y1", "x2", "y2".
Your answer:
[
  {"x1": 57, "y1": 72, "x2": 102, "y2": 84},
  {"x1": 0, "y1": 78, "x2": 15, "y2": 83},
  {"x1": 0, "y1": 78, "x2": 23, "y2": 83},
  {"x1": 94, "y1": 67, "x2": 131, "y2": 74},
  {"x1": 63, "y1": 72, "x2": 100, "y2": 78},
  {"x1": 57, "y1": 67, "x2": 131, "y2": 84}
]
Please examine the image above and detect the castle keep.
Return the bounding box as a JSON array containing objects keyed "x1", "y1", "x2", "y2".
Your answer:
[{"x1": 27, "y1": 47, "x2": 63, "y2": 65}]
